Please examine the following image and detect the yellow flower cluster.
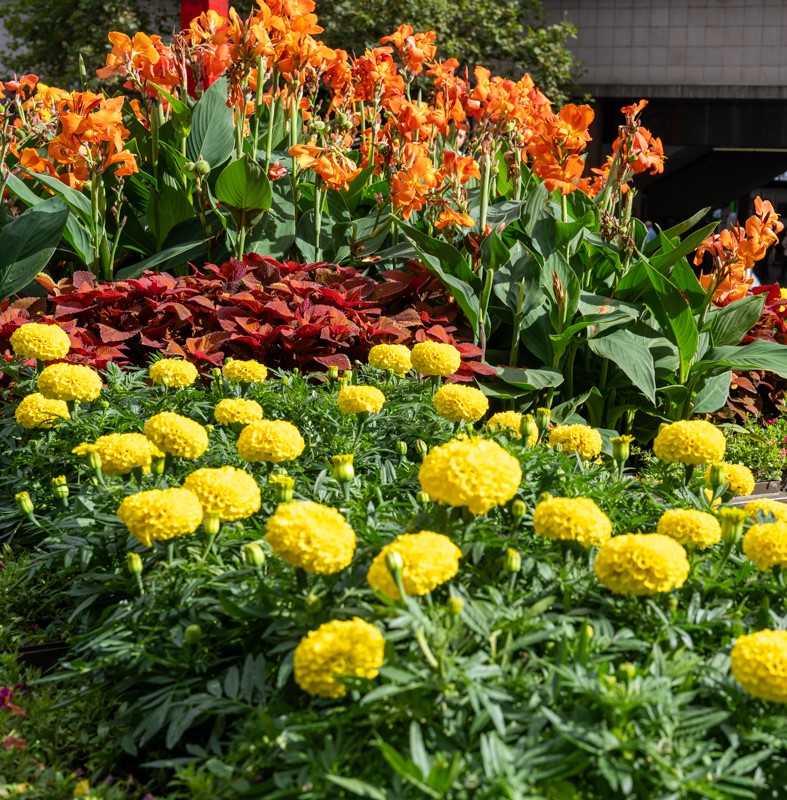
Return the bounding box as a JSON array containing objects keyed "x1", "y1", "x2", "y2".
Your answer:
[
  {"x1": 237, "y1": 419, "x2": 305, "y2": 463},
  {"x1": 15, "y1": 393, "x2": 70, "y2": 429},
  {"x1": 149, "y1": 359, "x2": 198, "y2": 387},
  {"x1": 730, "y1": 629, "x2": 787, "y2": 703},
  {"x1": 214, "y1": 398, "x2": 264, "y2": 426},
  {"x1": 656, "y1": 508, "x2": 722, "y2": 549},
  {"x1": 744, "y1": 498, "x2": 787, "y2": 523},
  {"x1": 367, "y1": 343, "x2": 412, "y2": 374},
  {"x1": 223, "y1": 359, "x2": 268, "y2": 383},
  {"x1": 182, "y1": 466, "x2": 261, "y2": 521},
  {"x1": 594, "y1": 534, "x2": 690, "y2": 596},
  {"x1": 10, "y1": 322, "x2": 71, "y2": 361},
  {"x1": 37, "y1": 363, "x2": 102, "y2": 402},
  {"x1": 293, "y1": 618, "x2": 385, "y2": 698},
  {"x1": 143, "y1": 412, "x2": 209, "y2": 459},
  {"x1": 705, "y1": 462, "x2": 755, "y2": 497},
  {"x1": 418, "y1": 437, "x2": 521, "y2": 515},
  {"x1": 367, "y1": 531, "x2": 462, "y2": 599},
  {"x1": 742, "y1": 522, "x2": 787, "y2": 571},
  {"x1": 72, "y1": 433, "x2": 163, "y2": 476},
  {"x1": 433, "y1": 383, "x2": 488, "y2": 423},
  {"x1": 337, "y1": 385, "x2": 385, "y2": 415},
  {"x1": 548, "y1": 425, "x2": 603, "y2": 461},
  {"x1": 410, "y1": 341, "x2": 461, "y2": 376},
  {"x1": 486, "y1": 411, "x2": 537, "y2": 445},
  {"x1": 116, "y1": 487, "x2": 204, "y2": 547},
  {"x1": 532, "y1": 496, "x2": 612, "y2": 547},
  {"x1": 264, "y1": 500, "x2": 356, "y2": 573},
  {"x1": 652, "y1": 419, "x2": 726, "y2": 465}
]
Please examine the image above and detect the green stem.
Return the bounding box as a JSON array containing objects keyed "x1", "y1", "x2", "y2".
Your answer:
[
  {"x1": 314, "y1": 178, "x2": 322, "y2": 261},
  {"x1": 478, "y1": 266, "x2": 495, "y2": 353},
  {"x1": 561, "y1": 193, "x2": 568, "y2": 223},
  {"x1": 236, "y1": 210, "x2": 247, "y2": 260},
  {"x1": 478, "y1": 151, "x2": 492, "y2": 235},
  {"x1": 252, "y1": 56, "x2": 265, "y2": 160},
  {"x1": 289, "y1": 93, "x2": 300, "y2": 223},
  {"x1": 508, "y1": 278, "x2": 526, "y2": 366}
]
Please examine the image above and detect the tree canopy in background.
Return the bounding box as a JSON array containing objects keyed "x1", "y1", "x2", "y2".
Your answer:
[
  {"x1": 316, "y1": 0, "x2": 581, "y2": 103},
  {"x1": 0, "y1": 0, "x2": 580, "y2": 103}
]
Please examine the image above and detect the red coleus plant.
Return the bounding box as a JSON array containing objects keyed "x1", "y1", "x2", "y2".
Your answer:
[{"x1": 0, "y1": 255, "x2": 493, "y2": 380}]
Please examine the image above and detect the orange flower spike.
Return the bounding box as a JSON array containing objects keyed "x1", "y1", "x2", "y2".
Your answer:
[
  {"x1": 553, "y1": 104, "x2": 594, "y2": 151},
  {"x1": 441, "y1": 150, "x2": 481, "y2": 184},
  {"x1": 96, "y1": 31, "x2": 160, "y2": 80},
  {"x1": 18, "y1": 148, "x2": 56, "y2": 175},
  {"x1": 435, "y1": 208, "x2": 475, "y2": 230},
  {"x1": 380, "y1": 24, "x2": 414, "y2": 51}
]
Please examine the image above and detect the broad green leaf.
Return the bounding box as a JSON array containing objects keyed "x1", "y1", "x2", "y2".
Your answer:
[
  {"x1": 149, "y1": 82, "x2": 191, "y2": 135},
  {"x1": 554, "y1": 209, "x2": 595, "y2": 256},
  {"x1": 325, "y1": 776, "x2": 388, "y2": 800},
  {"x1": 497, "y1": 366, "x2": 564, "y2": 390},
  {"x1": 480, "y1": 229, "x2": 510, "y2": 273},
  {"x1": 149, "y1": 174, "x2": 194, "y2": 247},
  {"x1": 670, "y1": 258, "x2": 707, "y2": 308},
  {"x1": 649, "y1": 221, "x2": 717, "y2": 273},
  {"x1": 519, "y1": 180, "x2": 549, "y2": 236},
  {"x1": 650, "y1": 207, "x2": 711, "y2": 250},
  {"x1": 703, "y1": 340, "x2": 787, "y2": 378},
  {"x1": 588, "y1": 328, "x2": 657, "y2": 404},
  {"x1": 707, "y1": 294, "x2": 766, "y2": 347},
  {"x1": 691, "y1": 371, "x2": 732, "y2": 414},
  {"x1": 246, "y1": 178, "x2": 295, "y2": 257},
  {"x1": 397, "y1": 219, "x2": 476, "y2": 284},
  {"x1": 28, "y1": 171, "x2": 92, "y2": 222},
  {"x1": 0, "y1": 199, "x2": 69, "y2": 300},
  {"x1": 215, "y1": 155, "x2": 272, "y2": 212},
  {"x1": 186, "y1": 76, "x2": 234, "y2": 170},
  {"x1": 115, "y1": 240, "x2": 207, "y2": 279}
]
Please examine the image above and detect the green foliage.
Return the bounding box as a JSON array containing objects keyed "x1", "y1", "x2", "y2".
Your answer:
[
  {"x1": 721, "y1": 417, "x2": 787, "y2": 483},
  {"x1": 316, "y1": 0, "x2": 581, "y2": 104}
]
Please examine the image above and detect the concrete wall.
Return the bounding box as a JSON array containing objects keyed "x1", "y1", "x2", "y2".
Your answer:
[{"x1": 544, "y1": 0, "x2": 787, "y2": 99}]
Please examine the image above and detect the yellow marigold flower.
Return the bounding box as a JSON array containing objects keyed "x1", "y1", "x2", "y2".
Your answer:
[
  {"x1": 742, "y1": 522, "x2": 787, "y2": 570},
  {"x1": 368, "y1": 343, "x2": 412, "y2": 374},
  {"x1": 149, "y1": 358, "x2": 198, "y2": 387},
  {"x1": 264, "y1": 500, "x2": 356, "y2": 573},
  {"x1": 10, "y1": 322, "x2": 70, "y2": 361},
  {"x1": 223, "y1": 359, "x2": 268, "y2": 383},
  {"x1": 418, "y1": 437, "x2": 522, "y2": 515},
  {"x1": 37, "y1": 363, "x2": 102, "y2": 402},
  {"x1": 117, "y1": 487, "x2": 204, "y2": 547},
  {"x1": 293, "y1": 618, "x2": 385, "y2": 698},
  {"x1": 594, "y1": 533, "x2": 690, "y2": 596},
  {"x1": 214, "y1": 398, "x2": 264, "y2": 426},
  {"x1": 744, "y1": 498, "x2": 787, "y2": 523},
  {"x1": 652, "y1": 419, "x2": 726, "y2": 465},
  {"x1": 15, "y1": 392, "x2": 69, "y2": 429},
  {"x1": 182, "y1": 466, "x2": 261, "y2": 521},
  {"x1": 703, "y1": 462, "x2": 755, "y2": 497},
  {"x1": 337, "y1": 385, "x2": 385, "y2": 415},
  {"x1": 532, "y1": 496, "x2": 612, "y2": 547},
  {"x1": 410, "y1": 341, "x2": 462, "y2": 376},
  {"x1": 432, "y1": 383, "x2": 488, "y2": 423},
  {"x1": 72, "y1": 433, "x2": 163, "y2": 477},
  {"x1": 730, "y1": 629, "x2": 787, "y2": 703},
  {"x1": 548, "y1": 424, "x2": 603, "y2": 461},
  {"x1": 143, "y1": 412, "x2": 209, "y2": 459},
  {"x1": 656, "y1": 508, "x2": 722, "y2": 549},
  {"x1": 237, "y1": 419, "x2": 305, "y2": 463},
  {"x1": 367, "y1": 531, "x2": 462, "y2": 599},
  {"x1": 486, "y1": 411, "x2": 537, "y2": 445}
]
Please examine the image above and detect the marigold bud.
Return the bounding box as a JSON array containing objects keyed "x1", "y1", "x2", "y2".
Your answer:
[
  {"x1": 332, "y1": 454, "x2": 355, "y2": 483},
  {"x1": 327, "y1": 365, "x2": 339, "y2": 381},
  {"x1": 204, "y1": 513, "x2": 221, "y2": 536},
  {"x1": 447, "y1": 596, "x2": 464, "y2": 615},
  {"x1": 414, "y1": 439, "x2": 428, "y2": 458},
  {"x1": 504, "y1": 547, "x2": 522, "y2": 573},
  {"x1": 305, "y1": 593, "x2": 323, "y2": 613},
  {"x1": 537, "y1": 491, "x2": 552, "y2": 504},
  {"x1": 385, "y1": 550, "x2": 404, "y2": 576},
  {"x1": 211, "y1": 367, "x2": 222, "y2": 379},
  {"x1": 100, "y1": 400, "x2": 110, "y2": 409},
  {"x1": 184, "y1": 624, "x2": 202, "y2": 645},
  {"x1": 520, "y1": 414, "x2": 538, "y2": 444},
  {"x1": 87, "y1": 451, "x2": 102, "y2": 472},
  {"x1": 126, "y1": 551, "x2": 143, "y2": 574},
  {"x1": 611, "y1": 435, "x2": 634, "y2": 466},
  {"x1": 617, "y1": 662, "x2": 637, "y2": 681},
  {"x1": 511, "y1": 499, "x2": 527, "y2": 520},
  {"x1": 338, "y1": 369, "x2": 352, "y2": 384},
  {"x1": 708, "y1": 463, "x2": 726, "y2": 490},
  {"x1": 150, "y1": 456, "x2": 165, "y2": 476},
  {"x1": 719, "y1": 507, "x2": 747, "y2": 546},
  {"x1": 242, "y1": 542, "x2": 266, "y2": 567},
  {"x1": 51, "y1": 475, "x2": 69, "y2": 502},
  {"x1": 535, "y1": 407, "x2": 551, "y2": 433},
  {"x1": 15, "y1": 491, "x2": 34, "y2": 516},
  {"x1": 395, "y1": 440, "x2": 408, "y2": 457},
  {"x1": 416, "y1": 491, "x2": 430, "y2": 505},
  {"x1": 269, "y1": 473, "x2": 294, "y2": 503},
  {"x1": 581, "y1": 623, "x2": 594, "y2": 640}
]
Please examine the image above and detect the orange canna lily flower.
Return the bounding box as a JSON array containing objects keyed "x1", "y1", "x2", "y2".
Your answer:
[{"x1": 435, "y1": 208, "x2": 475, "y2": 230}]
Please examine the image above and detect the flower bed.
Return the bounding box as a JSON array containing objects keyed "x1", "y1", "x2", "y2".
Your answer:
[{"x1": 2, "y1": 326, "x2": 787, "y2": 797}]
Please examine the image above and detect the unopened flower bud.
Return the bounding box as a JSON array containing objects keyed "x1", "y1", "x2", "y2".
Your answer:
[
  {"x1": 414, "y1": 439, "x2": 428, "y2": 458},
  {"x1": 51, "y1": 475, "x2": 69, "y2": 502},
  {"x1": 100, "y1": 400, "x2": 110, "y2": 409},
  {"x1": 332, "y1": 454, "x2": 354, "y2": 483},
  {"x1": 611, "y1": 435, "x2": 634, "y2": 466},
  {"x1": 184, "y1": 160, "x2": 197, "y2": 173},
  {"x1": 150, "y1": 456, "x2": 165, "y2": 476},
  {"x1": 581, "y1": 623, "x2": 594, "y2": 640},
  {"x1": 184, "y1": 624, "x2": 202, "y2": 645},
  {"x1": 211, "y1": 367, "x2": 222, "y2": 379},
  {"x1": 338, "y1": 369, "x2": 352, "y2": 384},
  {"x1": 327, "y1": 365, "x2": 339, "y2": 381},
  {"x1": 708, "y1": 463, "x2": 726, "y2": 490},
  {"x1": 269, "y1": 473, "x2": 294, "y2": 503},
  {"x1": 242, "y1": 542, "x2": 266, "y2": 567},
  {"x1": 87, "y1": 451, "x2": 102, "y2": 473},
  {"x1": 537, "y1": 491, "x2": 552, "y2": 504},
  {"x1": 520, "y1": 414, "x2": 537, "y2": 444},
  {"x1": 511, "y1": 498, "x2": 527, "y2": 520},
  {"x1": 194, "y1": 158, "x2": 211, "y2": 175},
  {"x1": 416, "y1": 491, "x2": 430, "y2": 505},
  {"x1": 617, "y1": 662, "x2": 637, "y2": 681},
  {"x1": 447, "y1": 596, "x2": 464, "y2": 615},
  {"x1": 395, "y1": 440, "x2": 407, "y2": 457},
  {"x1": 719, "y1": 507, "x2": 747, "y2": 547},
  {"x1": 126, "y1": 551, "x2": 143, "y2": 574},
  {"x1": 15, "y1": 491, "x2": 34, "y2": 516},
  {"x1": 504, "y1": 547, "x2": 521, "y2": 574},
  {"x1": 305, "y1": 593, "x2": 322, "y2": 613},
  {"x1": 535, "y1": 407, "x2": 551, "y2": 433},
  {"x1": 204, "y1": 513, "x2": 221, "y2": 536},
  {"x1": 385, "y1": 550, "x2": 404, "y2": 576}
]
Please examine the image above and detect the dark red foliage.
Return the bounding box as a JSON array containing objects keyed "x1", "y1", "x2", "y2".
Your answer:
[{"x1": 0, "y1": 256, "x2": 485, "y2": 378}]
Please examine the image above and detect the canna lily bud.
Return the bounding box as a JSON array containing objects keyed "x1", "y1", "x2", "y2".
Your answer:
[
  {"x1": 126, "y1": 551, "x2": 143, "y2": 574},
  {"x1": 332, "y1": 454, "x2": 355, "y2": 483},
  {"x1": 194, "y1": 159, "x2": 211, "y2": 175},
  {"x1": 184, "y1": 624, "x2": 202, "y2": 645},
  {"x1": 520, "y1": 414, "x2": 537, "y2": 444},
  {"x1": 504, "y1": 548, "x2": 522, "y2": 574},
  {"x1": 15, "y1": 491, "x2": 34, "y2": 516},
  {"x1": 511, "y1": 499, "x2": 527, "y2": 521},
  {"x1": 242, "y1": 542, "x2": 266, "y2": 567},
  {"x1": 611, "y1": 435, "x2": 634, "y2": 467},
  {"x1": 719, "y1": 507, "x2": 747, "y2": 547},
  {"x1": 535, "y1": 407, "x2": 551, "y2": 434}
]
